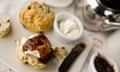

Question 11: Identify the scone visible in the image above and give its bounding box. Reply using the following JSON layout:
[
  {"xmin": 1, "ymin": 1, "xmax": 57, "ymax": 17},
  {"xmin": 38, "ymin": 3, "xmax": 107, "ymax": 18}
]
[
  {"xmin": 19, "ymin": 1, "xmax": 55, "ymax": 32},
  {"xmin": 0, "ymin": 13, "xmax": 11, "ymax": 38},
  {"xmin": 16, "ymin": 33, "xmax": 54, "ymax": 69}
]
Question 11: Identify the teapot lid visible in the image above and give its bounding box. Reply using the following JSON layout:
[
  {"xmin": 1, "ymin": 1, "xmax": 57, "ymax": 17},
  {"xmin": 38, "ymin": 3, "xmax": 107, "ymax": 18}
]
[
  {"xmin": 98, "ymin": 0, "xmax": 120, "ymax": 11},
  {"xmin": 87, "ymin": 0, "xmax": 120, "ymax": 13}
]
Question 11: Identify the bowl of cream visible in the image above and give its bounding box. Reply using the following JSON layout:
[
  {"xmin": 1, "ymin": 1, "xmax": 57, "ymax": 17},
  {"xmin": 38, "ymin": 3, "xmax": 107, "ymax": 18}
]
[{"xmin": 54, "ymin": 12, "xmax": 83, "ymax": 43}]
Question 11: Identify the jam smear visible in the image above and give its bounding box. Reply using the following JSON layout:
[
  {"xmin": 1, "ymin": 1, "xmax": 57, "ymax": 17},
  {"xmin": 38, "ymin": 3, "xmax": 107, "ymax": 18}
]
[
  {"xmin": 95, "ymin": 54, "xmax": 114, "ymax": 72},
  {"xmin": 23, "ymin": 35, "xmax": 46, "ymax": 51}
]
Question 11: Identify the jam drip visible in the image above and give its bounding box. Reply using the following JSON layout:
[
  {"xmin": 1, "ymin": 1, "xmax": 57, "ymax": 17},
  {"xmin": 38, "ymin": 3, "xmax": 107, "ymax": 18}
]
[{"xmin": 38, "ymin": 49, "xmax": 54, "ymax": 64}]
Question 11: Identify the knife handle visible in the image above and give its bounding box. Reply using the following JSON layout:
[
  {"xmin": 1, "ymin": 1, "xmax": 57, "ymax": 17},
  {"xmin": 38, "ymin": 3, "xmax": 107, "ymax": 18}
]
[{"xmin": 58, "ymin": 43, "xmax": 86, "ymax": 72}]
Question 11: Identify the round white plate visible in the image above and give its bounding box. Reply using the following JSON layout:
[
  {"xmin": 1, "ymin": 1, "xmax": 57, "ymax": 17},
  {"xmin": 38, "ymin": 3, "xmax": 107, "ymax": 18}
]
[
  {"xmin": 41, "ymin": 0, "xmax": 73, "ymax": 7},
  {"xmin": 0, "ymin": 0, "xmax": 93, "ymax": 72}
]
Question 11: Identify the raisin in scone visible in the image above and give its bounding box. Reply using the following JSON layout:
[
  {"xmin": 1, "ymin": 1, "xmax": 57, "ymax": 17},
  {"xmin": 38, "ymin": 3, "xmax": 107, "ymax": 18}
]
[
  {"xmin": 0, "ymin": 13, "xmax": 11, "ymax": 38},
  {"xmin": 19, "ymin": 1, "xmax": 55, "ymax": 32},
  {"xmin": 16, "ymin": 33, "xmax": 54, "ymax": 69}
]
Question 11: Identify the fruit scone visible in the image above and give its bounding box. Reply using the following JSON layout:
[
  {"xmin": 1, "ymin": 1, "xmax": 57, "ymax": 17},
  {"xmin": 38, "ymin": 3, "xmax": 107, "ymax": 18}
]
[
  {"xmin": 0, "ymin": 13, "xmax": 11, "ymax": 38},
  {"xmin": 16, "ymin": 33, "xmax": 54, "ymax": 69},
  {"xmin": 19, "ymin": 1, "xmax": 55, "ymax": 32}
]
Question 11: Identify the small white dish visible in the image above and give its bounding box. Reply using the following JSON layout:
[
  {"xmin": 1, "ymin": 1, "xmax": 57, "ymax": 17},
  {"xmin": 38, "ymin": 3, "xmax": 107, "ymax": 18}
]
[
  {"xmin": 88, "ymin": 51, "xmax": 119, "ymax": 72},
  {"xmin": 41, "ymin": 0, "xmax": 73, "ymax": 7},
  {"xmin": 68, "ymin": 37, "xmax": 93, "ymax": 72},
  {"xmin": 53, "ymin": 12, "xmax": 83, "ymax": 43}
]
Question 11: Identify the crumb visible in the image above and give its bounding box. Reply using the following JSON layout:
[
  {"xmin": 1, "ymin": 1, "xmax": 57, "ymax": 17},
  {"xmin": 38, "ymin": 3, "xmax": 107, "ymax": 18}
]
[{"xmin": 54, "ymin": 47, "xmax": 67, "ymax": 60}]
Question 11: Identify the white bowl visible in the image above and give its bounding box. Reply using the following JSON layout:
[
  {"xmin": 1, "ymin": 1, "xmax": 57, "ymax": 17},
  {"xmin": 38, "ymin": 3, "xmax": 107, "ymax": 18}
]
[
  {"xmin": 53, "ymin": 12, "xmax": 83, "ymax": 43},
  {"xmin": 88, "ymin": 51, "xmax": 119, "ymax": 72},
  {"xmin": 41, "ymin": 0, "xmax": 73, "ymax": 7}
]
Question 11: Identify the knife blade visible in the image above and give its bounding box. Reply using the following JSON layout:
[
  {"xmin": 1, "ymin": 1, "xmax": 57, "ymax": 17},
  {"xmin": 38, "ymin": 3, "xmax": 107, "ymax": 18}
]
[{"xmin": 58, "ymin": 43, "xmax": 86, "ymax": 72}]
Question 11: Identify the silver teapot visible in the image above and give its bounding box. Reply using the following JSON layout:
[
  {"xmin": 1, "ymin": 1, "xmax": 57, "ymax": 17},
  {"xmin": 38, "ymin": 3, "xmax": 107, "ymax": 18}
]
[{"xmin": 82, "ymin": 0, "xmax": 120, "ymax": 31}]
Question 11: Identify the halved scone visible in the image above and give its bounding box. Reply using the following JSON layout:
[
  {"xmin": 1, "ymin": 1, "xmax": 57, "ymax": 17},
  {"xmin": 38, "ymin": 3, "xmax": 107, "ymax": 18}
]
[{"xmin": 16, "ymin": 33, "xmax": 54, "ymax": 69}]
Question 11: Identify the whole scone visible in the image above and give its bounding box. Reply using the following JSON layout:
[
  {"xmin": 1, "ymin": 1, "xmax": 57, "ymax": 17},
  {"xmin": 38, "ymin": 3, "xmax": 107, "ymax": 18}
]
[
  {"xmin": 16, "ymin": 33, "xmax": 54, "ymax": 69},
  {"xmin": 19, "ymin": 1, "xmax": 55, "ymax": 32}
]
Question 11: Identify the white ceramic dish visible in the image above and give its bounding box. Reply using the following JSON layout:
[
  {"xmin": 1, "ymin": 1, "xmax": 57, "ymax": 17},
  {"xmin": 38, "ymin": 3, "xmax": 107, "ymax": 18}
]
[
  {"xmin": 88, "ymin": 51, "xmax": 119, "ymax": 72},
  {"xmin": 68, "ymin": 36, "xmax": 93, "ymax": 72},
  {"xmin": 41, "ymin": 0, "xmax": 73, "ymax": 7},
  {"xmin": 0, "ymin": 0, "xmax": 92, "ymax": 72},
  {"xmin": 54, "ymin": 12, "xmax": 83, "ymax": 43}
]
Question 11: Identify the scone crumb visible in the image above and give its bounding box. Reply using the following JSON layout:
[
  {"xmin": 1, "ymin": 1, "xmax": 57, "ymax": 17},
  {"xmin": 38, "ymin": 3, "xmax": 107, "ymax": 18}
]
[{"xmin": 54, "ymin": 47, "xmax": 67, "ymax": 60}]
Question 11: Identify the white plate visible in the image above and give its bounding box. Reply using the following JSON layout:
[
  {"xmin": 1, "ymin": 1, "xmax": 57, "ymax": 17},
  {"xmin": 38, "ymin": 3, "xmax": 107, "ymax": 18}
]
[
  {"xmin": 41, "ymin": 0, "xmax": 73, "ymax": 7},
  {"xmin": 0, "ymin": 0, "xmax": 93, "ymax": 72},
  {"xmin": 0, "ymin": 59, "xmax": 17, "ymax": 72}
]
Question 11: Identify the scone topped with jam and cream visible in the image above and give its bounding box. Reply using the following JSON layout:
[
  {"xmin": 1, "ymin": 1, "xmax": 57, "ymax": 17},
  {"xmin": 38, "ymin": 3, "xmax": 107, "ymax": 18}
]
[
  {"xmin": 16, "ymin": 33, "xmax": 54, "ymax": 69},
  {"xmin": 19, "ymin": 1, "xmax": 55, "ymax": 32}
]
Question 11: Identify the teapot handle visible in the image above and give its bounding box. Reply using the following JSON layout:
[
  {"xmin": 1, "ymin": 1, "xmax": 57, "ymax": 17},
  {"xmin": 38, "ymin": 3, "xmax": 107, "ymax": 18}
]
[
  {"xmin": 102, "ymin": 19, "xmax": 120, "ymax": 31},
  {"xmin": 104, "ymin": 19, "xmax": 120, "ymax": 26},
  {"xmin": 104, "ymin": 13, "xmax": 120, "ymax": 26}
]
